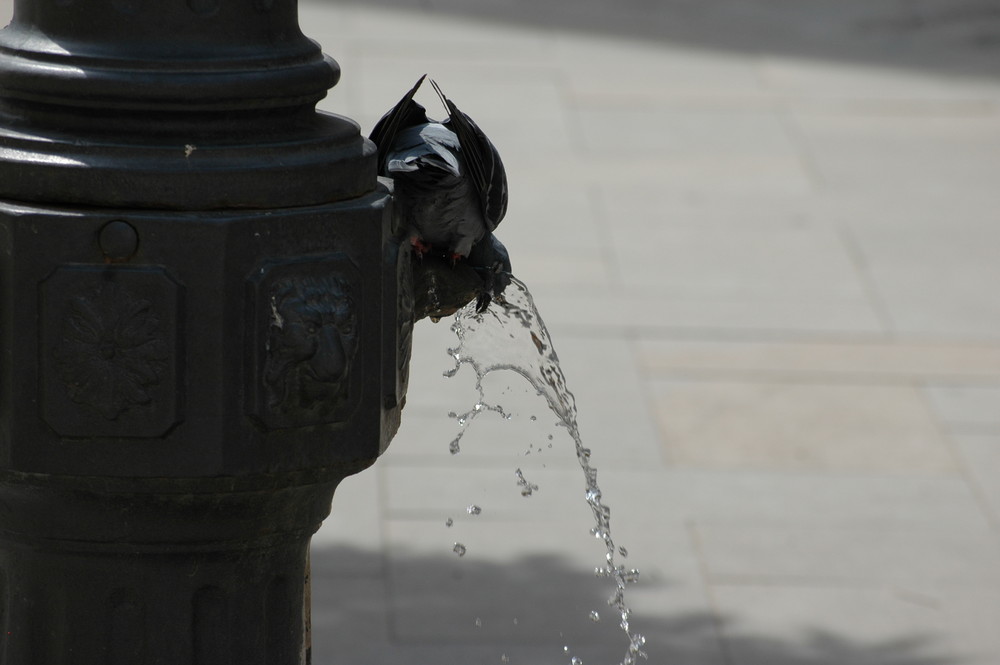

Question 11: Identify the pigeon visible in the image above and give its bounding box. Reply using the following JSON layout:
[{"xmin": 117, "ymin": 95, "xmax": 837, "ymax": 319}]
[{"xmin": 370, "ymin": 75, "xmax": 510, "ymax": 313}]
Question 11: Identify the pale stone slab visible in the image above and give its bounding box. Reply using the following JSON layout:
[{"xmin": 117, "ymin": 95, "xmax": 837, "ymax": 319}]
[
  {"xmin": 382, "ymin": 517, "xmax": 722, "ymax": 664},
  {"xmin": 342, "ymin": 3, "xmax": 554, "ymax": 61},
  {"xmin": 537, "ymin": 335, "xmax": 664, "ymax": 465},
  {"xmin": 791, "ymin": 112, "xmax": 1000, "ymax": 194},
  {"xmin": 924, "ymin": 384, "xmax": 1000, "ymax": 429},
  {"xmin": 637, "ymin": 339, "xmax": 1000, "ymax": 379},
  {"xmin": 554, "ymin": 34, "xmax": 769, "ymax": 100},
  {"xmin": 695, "ymin": 523, "xmax": 1000, "ymax": 590},
  {"xmin": 599, "ymin": 468, "xmax": 990, "ymax": 531},
  {"xmin": 952, "ymin": 433, "xmax": 1000, "ymax": 525},
  {"xmin": 502, "ymin": 251, "xmax": 613, "ymax": 291},
  {"xmin": 312, "ymin": 469, "xmax": 386, "ymax": 577},
  {"xmin": 500, "ymin": 180, "xmax": 608, "ymax": 255},
  {"xmin": 380, "ymin": 463, "xmax": 611, "ymax": 523},
  {"xmin": 573, "ymin": 107, "xmax": 813, "ymax": 195},
  {"xmin": 842, "ymin": 210, "xmax": 1000, "ymax": 339},
  {"xmin": 578, "ymin": 108, "xmax": 796, "ymax": 158},
  {"xmin": 517, "ymin": 151, "xmax": 815, "ymax": 195},
  {"xmin": 389, "ymin": 403, "xmax": 614, "ymax": 470},
  {"xmin": 382, "ymin": 466, "xmax": 991, "ymax": 532},
  {"xmin": 394, "ymin": 324, "xmax": 663, "ymax": 468},
  {"xmin": 309, "ymin": 574, "xmax": 392, "ymax": 664},
  {"xmin": 520, "ymin": 284, "xmax": 886, "ymax": 337},
  {"xmin": 397, "ymin": 319, "xmax": 480, "ymax": 414},
  {"xmin": 345, "ymin": 57, "xmax": 567, "ymax": 127},
  {"xmin": 600, "ymin": 201, "xmax": 873, "ymax": 305},
  {"xmin": 650, "ymin": 379, "xmax": 956, "ymax": 473},
  {"xmin": 761, "ymin": 56, "xmax": 1000, "ymax": 101},
  {"xmin": 384, "ymin": 518, "xmax": 642, "ymax": 646},
  {"xmin": 712, "ymin": 585, "xmax": 1000, "ymax": 665}
]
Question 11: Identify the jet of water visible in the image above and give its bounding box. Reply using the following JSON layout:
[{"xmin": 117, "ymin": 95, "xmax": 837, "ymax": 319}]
[{"xmin": 445, "ymin": 276, "xmax": 647, "ymax": 665}]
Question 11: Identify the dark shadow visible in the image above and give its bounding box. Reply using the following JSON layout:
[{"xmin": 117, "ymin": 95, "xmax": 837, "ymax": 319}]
[
  {"xmin": 321, "ymin": 0, "xmax": 1000, "ymax": 80},
  {"xmin": 308, "ymin": 543, "xmax": 965, "ymax": 665}
]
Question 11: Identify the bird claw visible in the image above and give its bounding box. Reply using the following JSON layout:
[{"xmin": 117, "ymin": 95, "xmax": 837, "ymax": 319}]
[
  {"xmin": 475, "ymin": 291, "xmax": 492, "ymax": 314},
  {"xmin": 410, "ymin": 237, "xmax": 433, "ymax": 255}
]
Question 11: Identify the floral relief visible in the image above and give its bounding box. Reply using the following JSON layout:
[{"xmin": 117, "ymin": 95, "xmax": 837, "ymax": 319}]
[{"xmin": 55, "ymin": 282, "xmax": 169, "ymax": 420}]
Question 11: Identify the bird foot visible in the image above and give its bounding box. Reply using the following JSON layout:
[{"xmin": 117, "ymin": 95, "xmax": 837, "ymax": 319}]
[{"xmin": 410, "ymin": 237, "xmax": 434, "ymax": 255}]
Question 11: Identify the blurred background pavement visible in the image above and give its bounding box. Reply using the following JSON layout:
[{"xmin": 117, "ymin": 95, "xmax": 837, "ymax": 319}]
[{"xmin": 3, "ymin": 1, "xmax": 1000, "ymax": 663}]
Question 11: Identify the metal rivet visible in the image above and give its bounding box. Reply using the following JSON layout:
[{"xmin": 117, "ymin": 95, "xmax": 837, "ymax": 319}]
[{"xmin": 99, "ymin": 220, "xmax": 139, "ymax": 262}]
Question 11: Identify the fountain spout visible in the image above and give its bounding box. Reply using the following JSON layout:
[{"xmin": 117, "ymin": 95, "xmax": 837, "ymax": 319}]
[{"xmin": 0, "ymin": 1, "xmax": 411, "ymax": 661}]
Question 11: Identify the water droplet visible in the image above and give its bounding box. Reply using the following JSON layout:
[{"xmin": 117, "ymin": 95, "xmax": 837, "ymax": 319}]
[
  {"xmin": 453, "ymin": 543, "xmax": 466, "ymax": 557},
  {"xmin": 563, "ymin": 646, "xmax": 570, "ymax": 653},
  {"xmin": 514, "ymin": 468, "xmax": 539, "ymax": 497},
  {"xmin": 466, "ymin": 505, "xmax": 482, "ymax": 515},
  {"xmin": 445, "ymin": 518, "xmax": 453, "ymax": 527},
  {"xmin": 621, "ymin": 568, "xmax": 640, "ymax": 583},
  {"xmin": 589, "ymin": 610, "xmax": 601, "ymax": 622}
]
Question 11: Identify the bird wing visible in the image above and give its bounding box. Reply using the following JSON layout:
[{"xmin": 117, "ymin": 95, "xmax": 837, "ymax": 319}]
[
  {"xmin": 430, "ymin": 79, "xmax": 508, "ymax": 231},
  {"xmin": 369, "ymin": 74, "xmax": 429, "ymax": 172}
]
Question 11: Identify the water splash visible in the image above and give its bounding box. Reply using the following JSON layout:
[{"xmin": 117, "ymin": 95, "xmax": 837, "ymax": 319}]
[{"xmin": 444, "ymin": 276, "xmax": 646, "ymax": 665}]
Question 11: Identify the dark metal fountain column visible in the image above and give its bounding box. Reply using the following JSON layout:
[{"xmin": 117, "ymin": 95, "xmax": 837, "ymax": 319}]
[{"xmin": 0, "ymin": 0, "xmax": 411, "ymax": 662}]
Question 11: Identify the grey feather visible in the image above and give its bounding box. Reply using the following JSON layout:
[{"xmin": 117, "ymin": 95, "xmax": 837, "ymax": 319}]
[
  {"xmin": 369, "ymin": 76, "xmax": 508, "ymax": 259},
  {"xmin": 370, "ymin": 76, "xmax": 512, "ymax": 311}
]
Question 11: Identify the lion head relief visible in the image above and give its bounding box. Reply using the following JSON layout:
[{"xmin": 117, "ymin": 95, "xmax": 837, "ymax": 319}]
[{"xmin": 264, "ymin": 274, "xmax": 359, "ymax": 417}]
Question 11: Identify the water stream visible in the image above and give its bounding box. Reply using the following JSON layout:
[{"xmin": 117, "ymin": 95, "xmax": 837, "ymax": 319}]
[{"xmin": 442, "ymin": 276, "xmax": 647, "ymax": 665}]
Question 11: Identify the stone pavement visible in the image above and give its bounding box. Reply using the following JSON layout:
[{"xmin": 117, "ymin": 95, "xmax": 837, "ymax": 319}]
[
  {"xmin": 304, "ymin": 2, "xmax": 1000, "ymax": 664},
  {"xmin": 5, "ymin": 0, "xmax": 1000, "ymax": 663}
]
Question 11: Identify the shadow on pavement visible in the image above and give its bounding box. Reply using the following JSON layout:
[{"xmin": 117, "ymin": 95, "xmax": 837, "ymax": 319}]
[
  {"xmin": 309, "ymin": 543, "xmax": 961, "ymax": 665},
  {"xmin": 324, "ymin": 0, "xmax": 1000, "ymax": 79}
]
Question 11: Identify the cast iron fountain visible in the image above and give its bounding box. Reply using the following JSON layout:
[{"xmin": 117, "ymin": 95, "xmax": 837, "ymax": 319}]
[
  {"xmin": 0, "ymin": 0, "xmax": 410, "ymax": 661},
  {"xmin": 0, "ymin": 1, "xmax": 646, "ymax": 662}
]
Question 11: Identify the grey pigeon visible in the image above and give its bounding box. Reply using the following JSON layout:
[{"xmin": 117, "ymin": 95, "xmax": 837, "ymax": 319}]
[{"xmin": 370, "ymin": 75, "xmax": 511, "ymax": 312}]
